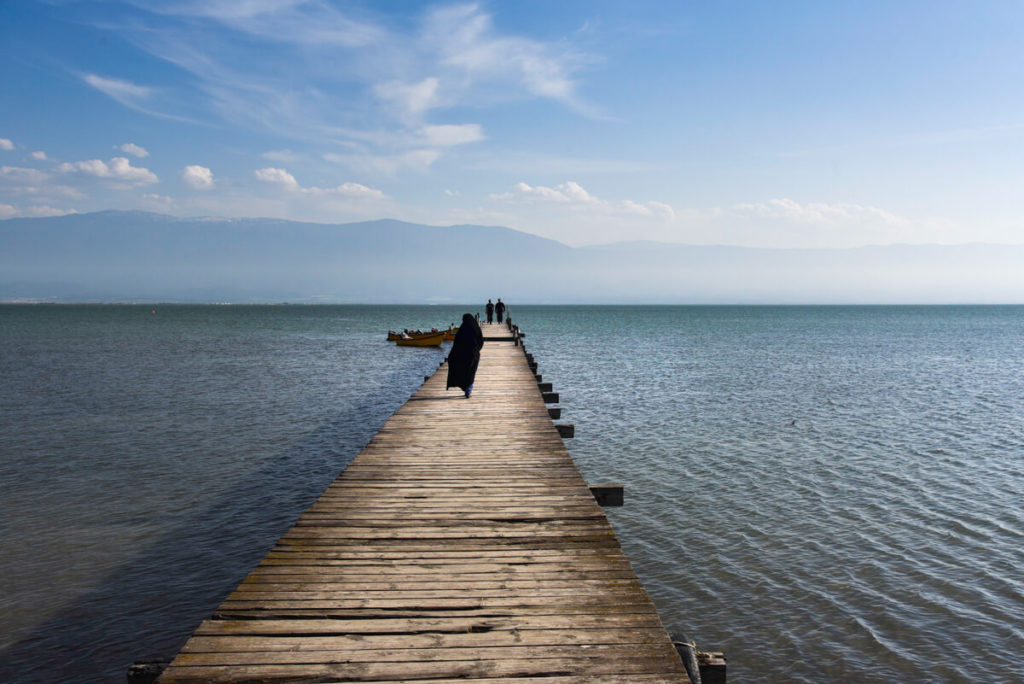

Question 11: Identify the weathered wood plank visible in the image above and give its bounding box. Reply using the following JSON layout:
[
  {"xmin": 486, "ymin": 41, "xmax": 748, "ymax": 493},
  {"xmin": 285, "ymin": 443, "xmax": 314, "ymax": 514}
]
[
  {"xmin": 156, "ymin": 327, "xmax": 686, "ymax": 683},
  {"xmin": 181, "ymin": 628, "xmax": 676, "ymax": 652}
]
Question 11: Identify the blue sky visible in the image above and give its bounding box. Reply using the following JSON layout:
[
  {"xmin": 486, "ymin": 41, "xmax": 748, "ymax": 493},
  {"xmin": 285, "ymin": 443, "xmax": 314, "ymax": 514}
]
[{"xmin": 2, "ymin": 0, "xmax": 1023, "ymax": 247}]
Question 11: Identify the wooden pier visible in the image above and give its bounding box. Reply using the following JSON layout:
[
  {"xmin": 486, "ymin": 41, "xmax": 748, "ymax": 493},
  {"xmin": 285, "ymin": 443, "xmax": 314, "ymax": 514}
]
[{"xmin": 155, "ymin": 322, "xmax": 690, "ymax": 683}]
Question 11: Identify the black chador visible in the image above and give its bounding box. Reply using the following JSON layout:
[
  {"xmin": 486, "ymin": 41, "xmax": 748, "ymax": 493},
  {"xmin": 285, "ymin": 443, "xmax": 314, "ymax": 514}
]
[
  {"xmin": 447, "ymin": 313, "xmax": 484, "ymax": 398},
  {"xmin": 495, "ymin": 298, "xmax": 506, "ymax": 323}
]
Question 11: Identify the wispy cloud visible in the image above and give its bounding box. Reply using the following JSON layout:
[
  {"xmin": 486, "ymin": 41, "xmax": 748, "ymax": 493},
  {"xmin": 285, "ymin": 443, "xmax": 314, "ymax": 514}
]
[
  {"xmin": 491, "ymin": 181, "xmax": 675, "ymax": 220},
  {"xmin": 421, "ymin": 4, "xmax": 595, "ymax": 113},
  {"xmin": 143, "ymin": 0, "xmax": 384, "ymax": 47},
  {"xmin": 0, "ymin": 138, "xmax": 14, "ymax": 151},
  {"xmin": 733, "ymin": 198, "xmax": 909, "ymax": 227},
  {"xmin": 0, "ymin": 165, "xmax": 86, "ymax": 201},
  {"xmin": 82, "ymin": 74, "xmax": 153, "ymax": 107},
  {"xmin": 323, "ymin": 149, "xmax": 441, "ymax": 176},
  {"xmin": 262, "ymin": 149, "xmax": 303, "ymax": 163},
  {"xmin": 31, "ymin": 151, "xmax": 47, "ymax": 160},
  {"xmin": 89, "ymin": 2, "xmax": 594, "ymax": 173},
  {"xmin": 254, "ymin": 167, "xmax": 385, "ymax": 198},
  {"xmin": 1, "ymin": 166, "xmax": 50, "ymax": 185},
  {"xmin": 418, "ymin": 124, "xmax": 485, "ymax": 147},
  {"xmin": 0, "ymin": 203, "xmax": 77, "ymax": 218}
]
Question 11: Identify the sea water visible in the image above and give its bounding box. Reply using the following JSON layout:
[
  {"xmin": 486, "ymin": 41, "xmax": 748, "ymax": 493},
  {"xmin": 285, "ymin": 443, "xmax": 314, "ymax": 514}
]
[{"xmin": 1, "ymin": 304, "xmax": 1022, "ymax": 682}]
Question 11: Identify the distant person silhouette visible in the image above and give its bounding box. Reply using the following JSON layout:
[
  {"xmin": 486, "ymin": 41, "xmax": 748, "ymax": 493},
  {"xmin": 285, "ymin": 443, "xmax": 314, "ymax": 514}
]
[
  {"xmin": 485, "ymin": 299, "xmax": 494, "ymax": 324},
  {"xmin": 447, "ymin": 313, "xmax": 484, "ymax": 398},
  {"xmin": 495, "ymin": 298, "xmax": 506, "ymax": 324}
]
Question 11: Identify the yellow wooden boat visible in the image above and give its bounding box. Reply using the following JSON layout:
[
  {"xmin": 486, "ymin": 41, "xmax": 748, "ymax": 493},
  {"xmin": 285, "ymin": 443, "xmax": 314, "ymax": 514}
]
[
  {"xmin": 395, "ymin": 331, "xmax": 446, "ymax": 347},
  {"xmin": 386, "ymin": 330, "xmax": 401, "ymax": 341},
  {"xmin": 443, "ymin": 327, "xmax": 459, "ymax": 342}
]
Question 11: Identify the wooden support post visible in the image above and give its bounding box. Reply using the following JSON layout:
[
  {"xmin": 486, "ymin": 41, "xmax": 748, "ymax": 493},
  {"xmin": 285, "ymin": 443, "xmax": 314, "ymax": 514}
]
[
  {"xmin": 529, "ymin": 363, "xmax": 538, "ymax": 373},
  {"xmin": 535, "ymin": 374, "xmax": 543, "ymax": 382},
  {"xmin": 556, "ymin": 424, "xmax": 575, "ymax": 438},
  {"xmin": 526, "ymin": 354, "xmax": 534, "ymax": 362},
  {"xmin": 698, "ymin": 652, "xmax": 728, "ymax": 684},
  {"xmin": 670, "ymin": 633, "xmax": 727, "ymax": 684},
  {"xmin": 547, "ymin": 407, "xmax": 562, "ymax": 419},
  {"xmin": 589, "ymin": 484, "xmax": 623, "ymax": 507},
  {"xmin": 537, "ymin": 381, "xmax": 553, "ymax": 392},
  {"xmin": 542, "ymin": 391, "xmax": 559, "ymax": 403}
]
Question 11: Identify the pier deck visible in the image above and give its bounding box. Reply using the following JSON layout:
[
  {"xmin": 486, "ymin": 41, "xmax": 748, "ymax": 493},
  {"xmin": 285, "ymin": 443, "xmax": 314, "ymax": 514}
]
[{"xmin": 157, "ymin": 323, "xmax": 688, "ymax": 682}]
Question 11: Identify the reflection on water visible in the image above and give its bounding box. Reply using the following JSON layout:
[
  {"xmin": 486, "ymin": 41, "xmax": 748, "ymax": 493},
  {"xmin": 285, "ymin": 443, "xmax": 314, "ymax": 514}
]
[{"xmin": 2, "ymin": 305, "xmax": 1024, "ymax": 682}]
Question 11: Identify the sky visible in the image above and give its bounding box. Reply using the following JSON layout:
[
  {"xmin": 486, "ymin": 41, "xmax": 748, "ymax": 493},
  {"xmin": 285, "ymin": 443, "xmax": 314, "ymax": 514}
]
[{"xmin": 2, "ymin": 0, "xmax": 1024, "ymax": 248}]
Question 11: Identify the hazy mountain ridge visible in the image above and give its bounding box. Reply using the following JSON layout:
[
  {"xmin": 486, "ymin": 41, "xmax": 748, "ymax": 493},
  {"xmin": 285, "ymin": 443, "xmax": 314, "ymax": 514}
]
[{"xmin": 3, "ymin": 211, "xmax": 1023, "ymax": 303}]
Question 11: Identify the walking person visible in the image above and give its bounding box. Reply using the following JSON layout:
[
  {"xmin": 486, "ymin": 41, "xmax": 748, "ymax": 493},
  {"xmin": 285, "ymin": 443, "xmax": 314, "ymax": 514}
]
[
  {"xmin": 447, "ymin": 313, "xmax": 484, "ymax": 398},
  {"xmin": 485, "ymin": 299, "xmax": 494, "ymax": 324},
  {"xmin": 495, "ymin": 298, "xmax": 506, "ymax": 324}
]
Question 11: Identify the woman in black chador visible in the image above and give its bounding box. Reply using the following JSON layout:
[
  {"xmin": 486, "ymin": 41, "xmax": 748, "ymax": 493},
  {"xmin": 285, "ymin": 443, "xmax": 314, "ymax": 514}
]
[{"xmin": 447, "ymin": 313, "xmax": 484, "ymax": 398}]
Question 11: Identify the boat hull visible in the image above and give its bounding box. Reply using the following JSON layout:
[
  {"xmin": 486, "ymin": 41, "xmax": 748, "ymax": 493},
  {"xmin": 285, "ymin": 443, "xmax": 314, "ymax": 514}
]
[{"xmin": 395, "ymin": 332, "xmax": 446, "ymax": 347}]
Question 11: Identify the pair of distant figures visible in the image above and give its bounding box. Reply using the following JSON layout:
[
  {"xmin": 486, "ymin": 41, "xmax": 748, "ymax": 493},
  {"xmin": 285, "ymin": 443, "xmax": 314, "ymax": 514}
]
[{"xmin": 484, "ymin": 298, "xmax": 506, "ymax": 324}]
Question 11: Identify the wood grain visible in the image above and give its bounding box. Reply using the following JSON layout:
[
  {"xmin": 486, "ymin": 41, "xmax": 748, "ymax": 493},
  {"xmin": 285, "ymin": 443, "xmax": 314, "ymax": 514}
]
[{"xmin": 157, "ymin": 323, "xmax": 686, "ymax": 682}]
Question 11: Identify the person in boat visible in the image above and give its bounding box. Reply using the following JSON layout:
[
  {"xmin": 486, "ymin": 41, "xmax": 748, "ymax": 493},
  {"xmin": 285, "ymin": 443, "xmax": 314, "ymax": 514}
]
[
  {"xmin": 485, "ymin": 299, "xmax": 494, "ymax": 323},
  {"xmin": 447, "ymin": 313, "xmax": 484, "ymax": 398},
  {"xmin": 495, "ymin": 298, "xmax": 506, "ymax": 324}
]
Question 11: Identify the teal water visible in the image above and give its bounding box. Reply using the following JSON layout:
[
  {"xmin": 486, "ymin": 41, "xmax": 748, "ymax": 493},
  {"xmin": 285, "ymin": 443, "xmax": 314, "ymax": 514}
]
[{"xmin": 2, "ymin": 305, "xmax": 1023, "ymax": 682}]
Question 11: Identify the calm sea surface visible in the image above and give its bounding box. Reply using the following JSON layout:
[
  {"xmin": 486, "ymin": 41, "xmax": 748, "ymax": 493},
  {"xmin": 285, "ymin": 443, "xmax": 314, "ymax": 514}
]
[{"xmin": 1, "ymin": 304, "xmax": 1022, "ymax": 682}]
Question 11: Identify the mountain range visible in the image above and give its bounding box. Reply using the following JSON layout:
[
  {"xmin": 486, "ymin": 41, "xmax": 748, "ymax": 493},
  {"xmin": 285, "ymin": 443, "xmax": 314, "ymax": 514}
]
[{"xmin": 2, "ymin": 210, "xmax": 1023, "ymax": 303}]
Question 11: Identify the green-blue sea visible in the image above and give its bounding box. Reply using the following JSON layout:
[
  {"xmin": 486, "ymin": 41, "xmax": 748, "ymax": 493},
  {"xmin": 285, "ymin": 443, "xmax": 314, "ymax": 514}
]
[{"xmin": 2, "ymin": 304, "xmax": 1023, "ymax": 682}]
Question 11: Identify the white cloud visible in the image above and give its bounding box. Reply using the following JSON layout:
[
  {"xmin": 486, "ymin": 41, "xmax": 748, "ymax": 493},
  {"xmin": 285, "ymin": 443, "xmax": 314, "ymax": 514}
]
[
  {"xmin": 119, "ymin": 143, "xmax": 150, "ymax": 158},
  {"xmin": 22, "ymin": 205, "xmax": 78, "ymax": 217},
  {"xmin": 375, "ymin": 78, "xmax": 441, "ymax": 118},
  {"xmin": 323, "ymin": 149, "xmax": 441, "ymax": 175},
  {"xmin": 254, "ymin": 167, "xmax": 384, "ymax": 198},
  {"xmin": 31, "ymin": 151, "xmax": 47, "ymax": 160},
  {"xmin": 490, "ymin": 180, "xmax": 674, "ymax": 220},
  {"xmin": 418, "ymin": 7, "xmax": 598, "ymax": 115},
  {"xmin": 0, "ymin": 166, "xmax": 86, "ymax": 200},
  {"xmin": 58, "ymin": 157, "xmax": 159, "ymax": 185},
  {"xmin": 83, "ymin": 74, "xmax": 154, "ymax": 105},
  {"xmin": 560, "ymin": 181, "xmax": 597, "ymax": 203},
  {"xmin": 93, "ymin": 1, "xmax": 595, "ymax": 172},
  {"xmin": 0, "ymin": 138, "xmax": 15, "ymax": 151},
  {"xmin": 181, "ymin": 165, "xmax": 214, "ymax": 189},
  {"xmin": 419, "ymin": 124, "xmax": 485, "ymax": 147},
  {"xmin": 326, "ymin": 182, "xmax": 385, "ymax": 199},
  {"xmin": 733, "ymin": 198, "xmax": 909, "ymax": 227},
  {"xmin": 262, "ymin": 149, "xmax": 302, "ymax": 163},
  {"xmin": 149, "ymin": 0, "xmax": 384, "ymax": 47},
  {"xmin": 140, "ymin": 193, "xmax": 177, "ymax": 210},
  {"xmin": 0, "ymin": 203, "xmax": 77, "ymax": 218},
  {"xmin": 1, "ymin": 166, "xmax": 50, "ymax": 184},
  {"xmin": 254, "ymin": 166, "xmax": 300, "ymax": 190}
]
